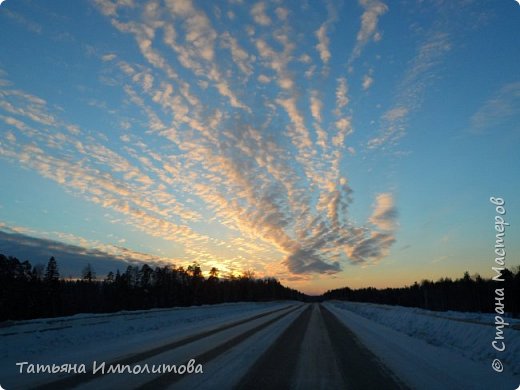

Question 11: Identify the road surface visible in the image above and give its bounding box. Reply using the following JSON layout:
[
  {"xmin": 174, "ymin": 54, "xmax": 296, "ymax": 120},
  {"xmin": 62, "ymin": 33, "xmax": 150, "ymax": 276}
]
[
  {"xmin": 236, "ymin": 304, "xmax": 406, "ymax": 390},
  {"xmin": 23, "ymin": 303, "xmax": 406, "ymax": 389}
]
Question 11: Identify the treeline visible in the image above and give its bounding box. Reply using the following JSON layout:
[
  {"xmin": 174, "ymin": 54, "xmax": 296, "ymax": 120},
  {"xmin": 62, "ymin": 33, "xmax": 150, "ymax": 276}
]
[
  {"xmin": 0, "ymin": 253, "xmax": 306, "ymax": 321},
  {"xmin": 322, "ymin": 269, "xmax": 520, "ymax": 317}
]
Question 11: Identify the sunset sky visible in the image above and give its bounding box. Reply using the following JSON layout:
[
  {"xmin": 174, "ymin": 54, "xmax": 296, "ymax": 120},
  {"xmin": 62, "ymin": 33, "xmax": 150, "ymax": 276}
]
[{"xmin": 0, "ymin": 0, "xmax": 519, "ymax": 294}]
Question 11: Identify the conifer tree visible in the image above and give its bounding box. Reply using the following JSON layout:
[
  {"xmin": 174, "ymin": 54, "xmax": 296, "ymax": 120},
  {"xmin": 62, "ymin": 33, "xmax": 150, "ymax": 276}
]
[{"xmin": 44, "ymin": 256, "xmax": 60, "ymax": 282}]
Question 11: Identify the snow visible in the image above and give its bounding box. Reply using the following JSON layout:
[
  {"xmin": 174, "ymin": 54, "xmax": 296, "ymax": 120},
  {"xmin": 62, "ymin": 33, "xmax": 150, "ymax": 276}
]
[
  {"xmin": 324, "ymin": 301, "xmax": 520, "ymax": 390},
  {"xmin": 0, "ymin": 301, "xmax": 296, "ymax": 389},
  {"xmin": 2, "ymin": 301, "xmax": 519, "ymax": 389}
]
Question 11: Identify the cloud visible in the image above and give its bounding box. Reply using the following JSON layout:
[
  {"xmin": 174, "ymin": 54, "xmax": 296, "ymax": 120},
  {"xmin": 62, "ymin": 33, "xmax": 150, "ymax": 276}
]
[
  {"xmin": 276, "ymin": 97, "xmax": 313, "ymax": 150},
  {"xmin": 3, "ymin": 9, "xmax": 42, "ymax": 34},
  {"xmin": 0, "ymin": 1, "xmax": 404, "ymax": 279},
  {"xmin": 275, "ymin": 7, "xmax": 289, "ymax": 21},
  {"xmin": 336, "ymin": 77, "xmax": 349, "ymax": 110},
  {"xmin": 362, "ymin": 73, "xmax": 374, "ymax": 90},
  {"xmin": 369, "ymin": 193, "xmax": 398, "ymax": 231},
  {"xmin": 347, "ymin": 231, "xmax": 395, "ymax": 264},
  {"xmin": 254, "ymin": 37, "xmax": 294, "ymax": 90},
  {"xmin": 102, "ymin": 53, "xmax": 117, "ymax": 61},
  {"xmin": 221, "ymin": 31, "xmax": 254, "ymax": 76},
  {"xmin": 315, "ymin": 24, "xmax": 331, "ymax": 65},
  {"xmin": 0, "ymin": 228, "xmax": 169, "ymax": 277},
  {"xmin": 310, "ymin": 91, "xmax": 323, "ymax": 123},
  {"xmin": 470, "ymin": 82, "xmax": 520, "ymax": 132},
  {"xmin": 350, "ymin": 0, "xmax": 388, "ymax": 63},
  {"xmin": 251, "ymin": 2, "xmax": 271, "ymax": 26},
  {"xmin": 257, "ymin": 74, "xmax": 270, "ymax": 83},
  {"xmin": 285, "ymin": 248, "xmax": 341, "ymax": 274},
  {"xmin": 368, "ymin": 31, "xmax": 451, "ymax": 149},
  {"xmin": 383, "ymin": 106, "xmax": 408, "ymax": 121},
  {"xmin": 314, "ymin": 1, "xmax": 337, "ymax": 68}
]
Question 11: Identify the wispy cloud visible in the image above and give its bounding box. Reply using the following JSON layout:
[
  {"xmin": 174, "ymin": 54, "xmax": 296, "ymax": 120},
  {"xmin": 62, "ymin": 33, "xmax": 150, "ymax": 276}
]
[
  {"xmin": 349, "ymin": 0, "xmax": 388, "ymax": 64},
  {"xmin": 471, "ymin": 82, "xmax": 520, "ymax": 132},
  {"xmin": 346, "ymin": 231, "xmax": 395, "ymax": 264},
  {"xmin": 335, "ymin": 77, "xmax": 349, "ymax": 110},
  {"xmin": 3, "ymin": 9, "xmax": 42, "ymax": 34},
  {"xmin": 315, "ymin": 24, "xmax": 331, "ymax": 65},
  {"xmin": 368, "ymin": 31, "xmax": 451, "ymax": 149},
  {"xmin": 369, "ymin": 193, "xmax": 398, "ymax": 231},
  {"xmin": 362, "ymin": 71, "xmax": 374, "ymax": 90}
]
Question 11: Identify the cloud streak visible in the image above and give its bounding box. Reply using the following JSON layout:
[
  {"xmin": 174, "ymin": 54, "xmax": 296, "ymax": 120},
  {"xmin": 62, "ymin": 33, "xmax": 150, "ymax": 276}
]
[
  {"xmin": 368, "ymin": 31, "xmax": 451, "ymax": 149},
  {"xmin": 350, "ymin": 0, "xmax": 388, "ymax": 64},
  {"xmin": 471, "ymin": 82, "xmax": 520, "ymax": 132}
]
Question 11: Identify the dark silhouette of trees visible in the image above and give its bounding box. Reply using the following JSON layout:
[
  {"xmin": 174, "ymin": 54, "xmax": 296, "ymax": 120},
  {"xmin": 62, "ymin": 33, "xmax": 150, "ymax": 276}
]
[
  {"xmin": 3, "ymin": 251, "xmax": 517, "ymax": 323},
  {"xmin": 322, "ymin": 269, "xmax": 520, "ymax": 317},
  {"xmin": 43, "ymin": 256, "xmax": 61, "ymax": 316},
  {"xmin": 44, "ymin": 256, "xmax": 59, "ymax": 282},
  {"xmin": 209, "ymin": 267, "xmax": 219, "ymax": 280},
  {"xmin": 0, "ymin": 253, "xmax": 306, "ymax": 321},
  {"xmin": 81, "ymin": 263, "xmax": 96, "ymax": 282}
]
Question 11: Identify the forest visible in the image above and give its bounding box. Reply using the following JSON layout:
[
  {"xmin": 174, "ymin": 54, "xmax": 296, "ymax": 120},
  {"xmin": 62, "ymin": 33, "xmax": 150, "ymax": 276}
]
[
  {"xmin": 0, "ymin": 253, "xmax": 306, "ymax": 321},
  {"xmin": 323, "ymin": 268, "xmax": 520, "ymax": 317},
  {"xmin": 2, "ymin": 252, "xmax": 519, "ymax": 321}
]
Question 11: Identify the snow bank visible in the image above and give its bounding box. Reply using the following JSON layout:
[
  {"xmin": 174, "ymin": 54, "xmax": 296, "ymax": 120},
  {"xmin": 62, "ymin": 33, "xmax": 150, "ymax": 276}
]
[{"xmin": 325, "ymin": 301, "xmax": 519, "ymax": 390}]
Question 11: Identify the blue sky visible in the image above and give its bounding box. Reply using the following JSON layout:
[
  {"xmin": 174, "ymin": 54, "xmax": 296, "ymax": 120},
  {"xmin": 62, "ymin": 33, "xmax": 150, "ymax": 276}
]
[{"xmin": 0, "ymin": 0, "xmax": 519, "ymax": 294}]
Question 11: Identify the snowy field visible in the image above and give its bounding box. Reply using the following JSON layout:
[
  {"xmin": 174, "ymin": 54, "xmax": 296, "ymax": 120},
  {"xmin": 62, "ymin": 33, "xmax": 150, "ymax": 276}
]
[{"xmin": 324, "ymin": 301, "xmax": 520, "ymax": 390}]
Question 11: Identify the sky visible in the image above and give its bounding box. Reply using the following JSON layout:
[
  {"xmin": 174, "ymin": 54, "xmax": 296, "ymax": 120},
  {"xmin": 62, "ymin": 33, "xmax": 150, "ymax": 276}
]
[{"xmin": 0, "ymin": 0, "xmax": 519, "ymax": 295}]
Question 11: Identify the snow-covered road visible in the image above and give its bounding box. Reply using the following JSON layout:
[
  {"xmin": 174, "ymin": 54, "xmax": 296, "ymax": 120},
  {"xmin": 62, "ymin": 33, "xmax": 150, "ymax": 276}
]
[
  {"xmin": 0, "ymin": 302, "xmax": 301, "ymax": 389},
  {"xmin": 1, "ymin": 301, "xmax": 519, "ymax": 389}
]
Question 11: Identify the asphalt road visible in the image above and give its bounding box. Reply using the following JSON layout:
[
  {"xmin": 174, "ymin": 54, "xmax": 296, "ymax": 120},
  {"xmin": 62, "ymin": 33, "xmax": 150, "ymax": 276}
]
[
  {"xmin": 27, "ymin": 303, "xmax": 407, "ymax": 390},
  {"xmin": 237, "ymin": 303, "xmax": 407, "ymax": 390}
]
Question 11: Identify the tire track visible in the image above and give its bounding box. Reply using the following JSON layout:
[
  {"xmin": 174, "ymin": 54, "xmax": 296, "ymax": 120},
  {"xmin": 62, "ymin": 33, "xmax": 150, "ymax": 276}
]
[
  {"xmin": 320, "ymin": 304, "xmax": 408, "ymax": 389},
  {"xmin": 235, "ymin": 304, "xmax": 313, "ymax": 389}
]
